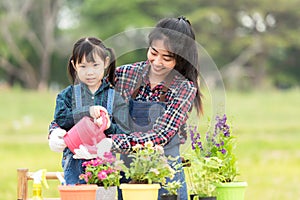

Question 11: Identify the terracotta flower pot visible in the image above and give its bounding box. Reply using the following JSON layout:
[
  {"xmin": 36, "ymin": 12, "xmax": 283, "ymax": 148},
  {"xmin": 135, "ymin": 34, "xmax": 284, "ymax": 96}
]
[{"xmin": 58, "ymin": 184, "xmax": 98, "ymax": 200}]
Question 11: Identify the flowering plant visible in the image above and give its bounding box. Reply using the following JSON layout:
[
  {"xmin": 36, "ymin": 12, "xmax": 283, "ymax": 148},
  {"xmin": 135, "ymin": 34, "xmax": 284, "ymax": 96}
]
[
  {"xmin": 123, "ymin": 141, "xmax": 177, "ymax": 184},
  {"xmin": 79, "ymin": 152, "xmax": 124, "ymax": 189},
  {"xmin": 189, "ymin": 114, "xmax": 238, "ymax": 183}
]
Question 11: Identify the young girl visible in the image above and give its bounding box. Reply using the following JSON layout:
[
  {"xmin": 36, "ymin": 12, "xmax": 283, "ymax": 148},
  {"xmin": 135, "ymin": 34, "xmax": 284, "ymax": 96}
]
[
  {"xmin": 111, "ymin": 16, "xmax": 203, "ymax": 200},
  {"xmin": 48, "ymin": 37, "xmax": 128, "ymax": 184}
]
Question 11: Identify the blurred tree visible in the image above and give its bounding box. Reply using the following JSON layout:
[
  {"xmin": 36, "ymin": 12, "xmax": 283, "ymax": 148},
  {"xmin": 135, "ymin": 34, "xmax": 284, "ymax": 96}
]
[
  {"xmin": 185, "ymin": 0, "xmax": 300, "ymax": 89},
  {"xmin": 0, "ymin": 0, "xmax": 299, "ymax": 89},
  {"xmin": 76, "ymin": 0, "xmax": 193, "ymax": 65},
  {"xmin": 0, "ymin": 0, "xmax": 62, "ymax": 90},
  {"xmin": 77, "ymin": 0, "xmax": 300, "ymax": 89}
]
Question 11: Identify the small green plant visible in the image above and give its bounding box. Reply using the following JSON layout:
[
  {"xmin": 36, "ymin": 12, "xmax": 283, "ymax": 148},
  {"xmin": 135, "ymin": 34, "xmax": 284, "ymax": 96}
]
[
  {"xmin": 162, "ymin": 180, "xmax": 182, "ymax": 195},
  {"xmin": 186, "ymin": 156, "xmax": 224, "ymax": 197},
  {"xmin": 123, "ymin": 141, "xmax": 176, "ymax": 184}
]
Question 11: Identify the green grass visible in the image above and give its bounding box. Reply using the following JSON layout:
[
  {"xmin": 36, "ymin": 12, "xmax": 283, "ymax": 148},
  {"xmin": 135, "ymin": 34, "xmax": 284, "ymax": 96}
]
[
  {"xmin": 226, "ymin": 90, "xmax": 300, "ymax": 200},
  {"xmin": 0, "ymin": 87, "xmax": 299, "ymax": 200}
]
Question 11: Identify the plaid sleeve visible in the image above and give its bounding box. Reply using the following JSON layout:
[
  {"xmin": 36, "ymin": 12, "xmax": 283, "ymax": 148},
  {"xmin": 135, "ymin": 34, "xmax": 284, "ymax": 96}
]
[{"xmin": 111, "ymin": 80, "xmax": 196, "ymax": 153}]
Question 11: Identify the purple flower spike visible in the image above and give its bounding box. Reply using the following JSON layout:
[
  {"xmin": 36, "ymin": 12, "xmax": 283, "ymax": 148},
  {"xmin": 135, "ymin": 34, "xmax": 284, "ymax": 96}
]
[
  {"xmin": 196, "ymin": 133, "xmax": 200, "ymax": 140},
  {"xmin": 190, "ymin": 130, "xmax": 194, "ymax": 141},
  {"xmin": 197, "ymin": 141, "xmax": 203, "ymax": 150},
  {"xmin": 191, "ymin": 142, "xmax": 195, "ymax": 150},
  {"xmin": 187, "ymin": 114, "xmax": 237, "ymax": 182},
  {"xmin": 221, "ymin": 148, "xmax": 227, "ymax": 154}
]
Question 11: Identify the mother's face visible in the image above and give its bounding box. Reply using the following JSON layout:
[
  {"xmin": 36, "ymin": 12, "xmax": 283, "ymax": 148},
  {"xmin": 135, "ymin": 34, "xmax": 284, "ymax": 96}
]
[{"xmin": 147, "ymin": 39, "xmax": 176, "ymax": 78}]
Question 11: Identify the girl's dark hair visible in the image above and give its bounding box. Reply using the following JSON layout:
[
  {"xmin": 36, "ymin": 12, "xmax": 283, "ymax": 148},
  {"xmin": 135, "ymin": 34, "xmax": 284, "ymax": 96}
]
[
  {"xmin": 67, "ymin": 37, "xmax": 116, "ymax": 85},
  {"xmin": 148, "ymin": 16, "xmax": 203, "ymax": 115}
]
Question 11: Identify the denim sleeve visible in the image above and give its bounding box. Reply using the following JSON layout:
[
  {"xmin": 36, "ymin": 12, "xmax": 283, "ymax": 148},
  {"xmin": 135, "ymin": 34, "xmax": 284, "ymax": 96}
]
[{"xmin": 54, "ymin": 86, "xmax": 89, "ymax": 130}]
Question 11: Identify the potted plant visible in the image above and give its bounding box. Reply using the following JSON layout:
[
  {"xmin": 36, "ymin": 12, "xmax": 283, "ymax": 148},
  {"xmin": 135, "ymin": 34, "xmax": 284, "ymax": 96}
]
[
  {"xmin": 160, "ymin": 180, "xmax": 182, "ymax": 200},
  {"xmin": 186, "ymin": 156, "xmax": 223, "ymax": 200},
  {"xmin": 120, "ymin": 141, "xmax": 177, "ymax": 200},
  {"xmin": 188, "ymin": 114, "xmax": 247, "ymax": 200},
  {"xmin": 79, "ymin": 152, "xmax": 124, "ymax": 200}
]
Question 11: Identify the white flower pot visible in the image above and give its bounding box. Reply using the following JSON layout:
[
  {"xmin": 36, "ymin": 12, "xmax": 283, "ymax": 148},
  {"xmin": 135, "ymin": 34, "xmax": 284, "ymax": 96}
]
[{"xmin": 96, "ymin": 186, "xmax": 117, "ymax": 200}]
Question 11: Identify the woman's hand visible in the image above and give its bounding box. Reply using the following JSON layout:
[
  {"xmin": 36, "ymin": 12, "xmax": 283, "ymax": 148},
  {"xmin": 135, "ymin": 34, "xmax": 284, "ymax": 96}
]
[{"xmin": 89, "ymin": 106, "xmax": 111, "ymax": 129}]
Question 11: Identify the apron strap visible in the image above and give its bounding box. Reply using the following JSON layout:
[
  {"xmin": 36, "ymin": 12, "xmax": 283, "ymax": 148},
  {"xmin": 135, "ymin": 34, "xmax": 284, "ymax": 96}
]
[
  {"xmin": 131, "ymin": 87, "xmax": 141, "ymax": 101},
  {"xmin": 74, "ymin": 84, "xmax": 82, "ymax": 109},
  {"xmin": 159, "ymin": 86, "xmax": 169, "ymax": 102},
  {"xmin": 106, "ymin": 87, "xmax": 115, "ymax": 115},
  {"xmin": 131, "ymin": 65, "xmax": 148, "ymax": 100}
]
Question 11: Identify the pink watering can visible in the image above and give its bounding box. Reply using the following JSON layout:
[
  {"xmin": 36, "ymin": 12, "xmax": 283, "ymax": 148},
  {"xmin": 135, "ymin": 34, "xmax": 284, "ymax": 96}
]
[{"xmin": 63, "ymin": 111, "xmax": 108, "ymax": 154}]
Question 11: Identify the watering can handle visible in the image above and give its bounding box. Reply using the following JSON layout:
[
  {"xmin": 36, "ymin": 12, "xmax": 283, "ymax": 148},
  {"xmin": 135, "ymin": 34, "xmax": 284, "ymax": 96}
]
[{"xmin": 97, "ymin": 110, "xmax": 109, "ymax": 132}]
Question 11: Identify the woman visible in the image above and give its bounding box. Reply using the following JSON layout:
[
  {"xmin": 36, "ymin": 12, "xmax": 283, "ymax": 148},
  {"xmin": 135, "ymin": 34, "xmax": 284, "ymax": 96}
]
[{"xmin": 112, "ymin": 16, "xmax": 203, "ymax": 200}]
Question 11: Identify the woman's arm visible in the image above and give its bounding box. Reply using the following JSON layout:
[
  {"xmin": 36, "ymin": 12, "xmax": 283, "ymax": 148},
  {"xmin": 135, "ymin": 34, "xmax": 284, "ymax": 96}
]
[{"xmin": 111, "ymin": 79, "xmax": 196, "ymax": 153}]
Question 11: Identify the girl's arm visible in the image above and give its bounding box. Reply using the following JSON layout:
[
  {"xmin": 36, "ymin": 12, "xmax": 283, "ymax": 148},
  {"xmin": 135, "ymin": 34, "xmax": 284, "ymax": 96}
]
[{"xmin": 53, "ymin": 86, "xmax": 76, "ymax": 130}]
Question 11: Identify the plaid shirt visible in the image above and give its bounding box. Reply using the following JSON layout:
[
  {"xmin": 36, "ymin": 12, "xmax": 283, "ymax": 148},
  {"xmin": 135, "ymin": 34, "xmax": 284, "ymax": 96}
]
[{"xmin": 111, "ymin": 61, "xmax": 196, "ymax": 153}]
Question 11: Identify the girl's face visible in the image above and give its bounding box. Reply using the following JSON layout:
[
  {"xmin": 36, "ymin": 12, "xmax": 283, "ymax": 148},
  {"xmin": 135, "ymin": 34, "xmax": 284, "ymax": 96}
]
[
  {"xmin": 147, "ymin": 39, "xmax": 176, "ymax": 80},
  {"xmin": 73, "ymin": 54, "xmax": 109, "ymax": 93}
]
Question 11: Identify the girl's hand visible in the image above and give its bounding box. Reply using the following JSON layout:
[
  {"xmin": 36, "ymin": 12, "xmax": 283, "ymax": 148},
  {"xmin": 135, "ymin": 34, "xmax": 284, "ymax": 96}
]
[
  {"xmin": 48, "ymin": 128, "xmax": 67, "ymax": 152},
  {"xmin": 89, "ymin": 106, "xmax": 111, "ymax": 129},
  {"xmin": 89, "ymin": 105, "xmax": 108, "ymax": 119}
]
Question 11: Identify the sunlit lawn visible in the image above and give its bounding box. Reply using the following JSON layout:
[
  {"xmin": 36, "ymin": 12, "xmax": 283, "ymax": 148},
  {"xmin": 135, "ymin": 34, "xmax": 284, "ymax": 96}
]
[
  {"xmin": 226, "ymin": 90, "xmax": 300, "ymax": 200},
  {"xmin": 0, "ymin": 87, "xmax": 299, "ymax": 200}
]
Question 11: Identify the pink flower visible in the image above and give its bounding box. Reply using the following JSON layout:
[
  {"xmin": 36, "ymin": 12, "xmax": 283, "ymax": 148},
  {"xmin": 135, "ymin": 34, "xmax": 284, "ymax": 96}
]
[
  {"xmin": 79, "ymin": 152, "xmax": 124, "ymax": 188},
  {"xmin": 104, "ymin": 168, "xmax": 112, "ymax": 174},
  {"xmin": 97, "ymin": 171, "xmax": 108, "ymax": 180}
]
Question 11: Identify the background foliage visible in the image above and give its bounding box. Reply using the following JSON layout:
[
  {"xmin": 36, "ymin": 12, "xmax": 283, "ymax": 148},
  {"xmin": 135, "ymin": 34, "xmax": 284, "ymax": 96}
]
[{"xmin": 0, "ymin": 0, "xmax": 300, "ymax": 89}]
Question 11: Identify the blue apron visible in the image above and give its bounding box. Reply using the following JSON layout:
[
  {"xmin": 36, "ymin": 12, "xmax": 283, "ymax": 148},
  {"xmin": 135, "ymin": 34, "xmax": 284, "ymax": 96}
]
[
  {"xmin": 118, "ymin": 80, "xmax": 187, "ymax": 200},
  {"xmin": 123, "ymin": 99, "xmax": 181, "ymax": 164}
]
